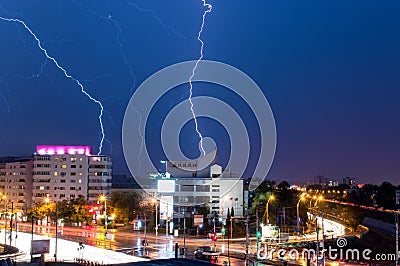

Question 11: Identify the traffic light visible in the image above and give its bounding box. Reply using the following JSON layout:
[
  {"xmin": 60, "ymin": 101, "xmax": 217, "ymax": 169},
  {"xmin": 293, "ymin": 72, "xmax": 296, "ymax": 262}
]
[
  {"xmin": 211, "ymin": 233, "xmax": 218, "ymax": 241},
  {"xmin": 256, "ymin": 231, "xmax": 261, "ymax": 238},
  {"xmin": 221, "ymin": 228, "xmax": 226, "ymax": 235}
]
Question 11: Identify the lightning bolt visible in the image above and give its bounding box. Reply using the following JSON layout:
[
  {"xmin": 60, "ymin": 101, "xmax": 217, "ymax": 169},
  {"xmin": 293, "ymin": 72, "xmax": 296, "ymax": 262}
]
[
  {"xmin": 0, "ymin": 78, "xmax": 10, "ymax": 113},
  {"xmin": 72, "ymin": 1, "xmax": 137, "ymax": 95},
  {"xmin": 125, "ymin": 0, "xmax": 187, "ymax": 43},
  {"xmin": 188, "ymin": 0, "xmax": 212, "ymax": 157},
  {"xmin": 0, "ymin": 16, "xmax": 105, "ymax": 155}
]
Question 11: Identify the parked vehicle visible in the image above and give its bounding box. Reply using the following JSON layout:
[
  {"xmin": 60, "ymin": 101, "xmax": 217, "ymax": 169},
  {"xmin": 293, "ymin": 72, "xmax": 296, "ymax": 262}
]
[{"xmin": 194, "ymin": 246, "xmax": 220, "ymax": 261}]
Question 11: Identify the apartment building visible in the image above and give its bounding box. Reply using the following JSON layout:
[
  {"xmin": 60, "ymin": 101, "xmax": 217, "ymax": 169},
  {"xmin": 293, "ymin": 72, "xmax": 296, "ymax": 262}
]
[
  {"xmin": 0, "ymin": 157, "xmax": 33, "ymax": 216},
  {"xmin": 0, "ymin": 145, "xmax": 112, "ymax": 217}
]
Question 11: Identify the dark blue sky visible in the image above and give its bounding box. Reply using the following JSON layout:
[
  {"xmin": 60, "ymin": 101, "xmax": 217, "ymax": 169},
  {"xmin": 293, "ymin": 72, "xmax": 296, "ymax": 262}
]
[{"xmin": 0, "ymin": 1, "xmax": 399, "ymax": 185}]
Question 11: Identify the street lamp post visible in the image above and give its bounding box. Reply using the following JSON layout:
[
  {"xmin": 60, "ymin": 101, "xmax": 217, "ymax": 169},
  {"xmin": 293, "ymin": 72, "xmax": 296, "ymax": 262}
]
[
  {"xmin": 4, "ymin": 201, "xmax": 7, "ymax": 250},
  {"xmin": 55, "ymin": 202, "xmax": 58, "ymax": 262},
  {"xmin": 151, "ymin": 198, "xmax": 158, "ymax": 237},
  {"xmin": 9, "ymin": 202, "xmax": 13, "ymax": 247},
  {"xmin": 99, "ymin": 195, "xmax": 108, "ymax": 236},
  {"xmin": 183, "ymin": 213, "xmax": 186, "ymax": 256},
  {"xmin": 308, "ymin": 195, "xmax": 317, "ymax": 221},
  {"xmin": 264, "ymin": 195, "xmax": 275, "ymax": 224},
  {"xmin": 297, "ymin": 194, "xmax": 306, "ymax": 230}
]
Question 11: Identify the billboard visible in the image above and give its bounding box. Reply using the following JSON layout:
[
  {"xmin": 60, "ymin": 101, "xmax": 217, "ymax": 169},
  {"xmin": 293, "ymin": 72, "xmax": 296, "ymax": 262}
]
[
  {"xmin": 194, "ymin": 214, "xmax": 203, "ymax": 226},
  {"xmin": 158, "ymin": 179, "xmax": 175, "ymax": 193},
  {"xmin": 31, "ymin": 239, "xmax": 50, "ymax": 254},
  {"xmin": 36, "ymin": 145, "xmax": 91, "ymax": 155},
  {"xmin": 159, "ymin": 195, "xmax": 173, "ymax": 220},
  {"xmin": 261, "ymin": 224, "xmax": 279, "ymax": 241}
]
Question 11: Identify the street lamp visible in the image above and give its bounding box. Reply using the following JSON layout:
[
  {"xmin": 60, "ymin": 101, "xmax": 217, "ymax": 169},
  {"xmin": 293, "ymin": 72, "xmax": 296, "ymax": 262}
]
[
  {"xmin": 314, "ymin": 195, "xmax": 324, "ymax": 207},
  {"xmin": 44, "ymin": 195, "xmax": 58, "ymax": 261},
  {"xmin": 44, "ymin": 196, "xmax": 50, "ymax": 226},
  {"xmin": 99, "ymin": 195, "xmax": 108, "ymax": 236},
  {"xmin": 264, "ymin": 195, "xmax": 275, "ymax": 224},
  {"xmin": 151, "ymin": 198, "xmax": 158, "ymax": 237},
  {"xmin": 309, "ymin": 195, "xmax": 317, "ymax": 218},
  {"xmin": 297, "ymin": 194, "xmax": 306, "ymax": 230},
  {"xmin": 1, "ymin": 194, "xmax": 6, "ymax": 219}
]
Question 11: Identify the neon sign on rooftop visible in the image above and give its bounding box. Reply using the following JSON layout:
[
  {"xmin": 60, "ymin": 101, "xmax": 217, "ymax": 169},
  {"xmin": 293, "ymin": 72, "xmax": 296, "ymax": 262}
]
[{"xmin": 36, "ymin": 146, "xmax": 92, "ymax": 156}]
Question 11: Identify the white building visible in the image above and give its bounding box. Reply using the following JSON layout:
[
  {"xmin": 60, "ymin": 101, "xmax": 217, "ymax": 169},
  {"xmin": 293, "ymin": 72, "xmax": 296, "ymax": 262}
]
[{"xmin": 155, "ymin": 150, "xmax": 244, "ymax": 226}]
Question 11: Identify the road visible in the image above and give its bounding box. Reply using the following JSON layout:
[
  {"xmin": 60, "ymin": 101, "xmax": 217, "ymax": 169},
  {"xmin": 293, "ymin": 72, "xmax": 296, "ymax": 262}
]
[{"xmin": 14, "ymin": 222, "xmax": 248, "ymax": 265}]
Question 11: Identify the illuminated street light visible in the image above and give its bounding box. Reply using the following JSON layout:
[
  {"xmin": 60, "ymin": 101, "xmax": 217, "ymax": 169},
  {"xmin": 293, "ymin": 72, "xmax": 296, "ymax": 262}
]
[
  {"xmin": 151, "ymin": 198, "xmax": 158, "ymax": 237},
  {"xmin": 99, "ymin": 195, "xmax": 108, "ymax": 236},
  {"xmin": 44, "ymin": 197, "xmax": 50, "ymax": 204},
  {"xmin": 297, "ymin": 194, "xmax": 306, "ymax": 230},
  {"xmin": 264, "ymin": 195, "xmax": 275, "ymax": 224},
  {"xmin": 315, "ymin": 195, "xmax": 324, "ymax": 207}
]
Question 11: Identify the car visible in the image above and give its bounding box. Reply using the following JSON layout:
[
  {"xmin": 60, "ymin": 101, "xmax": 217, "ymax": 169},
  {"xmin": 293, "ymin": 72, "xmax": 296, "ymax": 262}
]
[
  {"xmin": 207, "ymin": 232, "xmax": 223, "ymax": 238},
  {"xmin": 194, "ymin": 246, "xmax": 220, "ymax": 261}
]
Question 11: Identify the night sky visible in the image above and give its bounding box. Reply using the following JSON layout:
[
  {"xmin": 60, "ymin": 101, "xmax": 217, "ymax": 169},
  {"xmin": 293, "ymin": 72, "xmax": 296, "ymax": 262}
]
[{"xmin": 0, "ymin": 1, "xmax": 399, "ymax": 185}]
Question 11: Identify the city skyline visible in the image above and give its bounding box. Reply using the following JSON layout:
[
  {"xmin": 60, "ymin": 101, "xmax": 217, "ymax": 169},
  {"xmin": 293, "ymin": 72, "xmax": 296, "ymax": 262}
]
[{"xmin": 0, "ymin": 1, "xmax": 399, "ymax": 185}]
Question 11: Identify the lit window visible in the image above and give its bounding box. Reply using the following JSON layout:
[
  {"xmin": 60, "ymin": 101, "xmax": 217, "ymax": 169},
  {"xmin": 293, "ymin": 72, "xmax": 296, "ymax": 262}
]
[
  {"xmin": 61, "ymin": 164, "xmax": 67, "ymax": 169},
  {"xmin": 54, "ymin": 172, "xmax": 58, "ymax": 176},
  {"xmin": 39, "ymin": 186, "xmax": 44, "ymax": 190},
  {"xmin": 71, "ymin": 158, "xmax": 77, "ymax": 162},
  {"xmin": 78, "ymin": 179, "xmax": 82, "ymax": 183},
  {"xmin": 79, "ymin": 172, "xmax": 83, "ymax": 176}
]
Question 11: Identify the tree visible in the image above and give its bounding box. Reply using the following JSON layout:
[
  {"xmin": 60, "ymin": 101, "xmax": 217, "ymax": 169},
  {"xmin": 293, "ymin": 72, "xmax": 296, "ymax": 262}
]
[
  {"xmin": 336, "ymin": 205, "xmax": 364, "ymax": 232},
  {"xmin": 111, "ymin": 191, "xmax": 141, "ymax": 223},
  {"xmin": 255, "ymin": 180, "xmax": 275, "ymax": 194},
  {"xmin": 277, "ymin": 181, "xmax": 290, "ymax": 191},
  {"xmin": 28, "ymin": 202, "xmax": 48, "ymax": 220}
]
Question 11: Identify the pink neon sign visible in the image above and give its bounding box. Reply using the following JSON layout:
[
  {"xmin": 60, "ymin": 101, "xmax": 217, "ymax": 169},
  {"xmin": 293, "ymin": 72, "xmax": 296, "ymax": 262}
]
[{"xmin": 36, "ymin": 146, "xmax": 92, "ymax": 155}]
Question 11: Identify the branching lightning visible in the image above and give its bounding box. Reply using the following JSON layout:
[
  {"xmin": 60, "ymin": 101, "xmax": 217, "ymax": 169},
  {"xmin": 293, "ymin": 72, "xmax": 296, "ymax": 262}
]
[
  {"xmin": 72, "ymin": 1, "xmax": 137, "ymax": 95},
  {"xmin": 125, "ymin": 0, "xmax": 187, "ymax": 44},
  {"xmin": 0, "ymin": 16, "xmax": 105, "ymax": 155},
  {"xmin": 0, "ymin": 78, "xmax": 10, "ymax": 113},
  {"xmin": 188, "ymin": 0, "xmax": 212, "ymax": 157}
]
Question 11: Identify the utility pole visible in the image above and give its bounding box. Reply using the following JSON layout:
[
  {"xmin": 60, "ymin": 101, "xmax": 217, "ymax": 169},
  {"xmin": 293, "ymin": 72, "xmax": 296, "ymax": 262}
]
[
  {"xmin": 104, "ymin": 198, "xmax": 107, "ymax": 236},
  {"xmin": 4, "ymin": 203, "xmax": 7, "ymax": 251},
  {"xmin": 321, "ymin": 211, "xmax": 325, "ymax": 266},
  {"xmin": 144, "ymin": 212, "xmax": 147, "ymax": 253},
  {"xmin": 227, "ymin": 212, "xmax": 231, "ymax": 266},
  {"xmin": 30, "ymin": 216, "xmax": 34, "ymax": 263},
  {"xmin": 183, "ymin": 214, "xmax": 186, "ymax": 257},
  {"xmin": 396, "ymin": 212, "xmax": 398, "ymax": 265},
  {"xmin": 55, "ymin": 202, "xmax": 58, "ymax": 262},
  {"xmin": 9, "ymin": 202, "xmax": 13, "ymax": 247},
  {"xmin": 213, "ymin": 212, "xmax": 216, "ymax": 251},
  {"xmin": 155, "ymin": 201, "xmax": 158, "ymax": 237},
  {"xmin": 166, "ymin": 203, "xmax": 169, "ymax": 239},
  {"xmin": 256, "ymin": 209, "xmax": 259, "ymax": 259},
  {"xmin": 245, "ymin": 204, "xmax": 249, "ymax": 266},
  {"xmin": 316, "ymin": 217, "xmax": 319, "ymax": 266}
]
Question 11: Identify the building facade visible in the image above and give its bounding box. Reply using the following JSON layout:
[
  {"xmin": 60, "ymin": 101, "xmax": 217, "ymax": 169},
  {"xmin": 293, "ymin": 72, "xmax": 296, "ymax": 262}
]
[
  {"xmin": 87, "ymin": 155, "xmax": 112, "ymax": 203},
  {"xmin": 0, "ymin": 157, "xmax": 33, "ymax": 216},
  {"xmin": 150, "ymin": 150, "xmax": 244, "ymax": 232},
  {"xmin": 0, "ymin": 145, "xmax": 112, "ymax": 217}
]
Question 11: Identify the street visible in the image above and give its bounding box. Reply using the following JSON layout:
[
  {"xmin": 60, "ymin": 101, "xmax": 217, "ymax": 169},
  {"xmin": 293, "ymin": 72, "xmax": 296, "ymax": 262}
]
[{"xmin": 14, "ymin": 222, "xmax": 248, "ymax": 265}]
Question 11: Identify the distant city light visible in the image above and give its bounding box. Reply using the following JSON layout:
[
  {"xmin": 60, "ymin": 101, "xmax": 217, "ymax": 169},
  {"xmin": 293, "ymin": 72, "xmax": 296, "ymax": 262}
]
[{"xmin": 36, "ymin": 145, "xmax": 92, "ymax": 155}]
